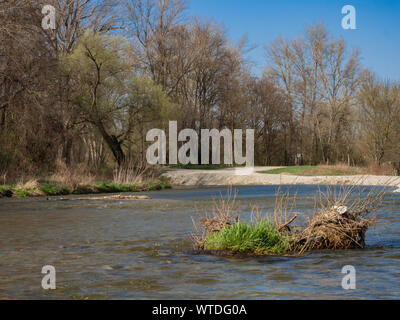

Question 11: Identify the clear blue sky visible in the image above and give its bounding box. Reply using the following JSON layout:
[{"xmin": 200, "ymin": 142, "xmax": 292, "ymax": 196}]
[{"xmin": 188, "ymin": 0, "xmax": 400, "ymax": 80}]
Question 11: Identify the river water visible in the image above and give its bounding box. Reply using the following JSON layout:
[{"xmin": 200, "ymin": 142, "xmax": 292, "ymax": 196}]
[{"xmin": 0, "ymin": 185, "xmax": 399, "ymax": 300}]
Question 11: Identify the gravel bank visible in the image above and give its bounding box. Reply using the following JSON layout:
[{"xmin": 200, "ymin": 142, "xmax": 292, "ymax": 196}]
[{"xmin": 163, "ymin": 167, "xmax": 400, "ymax": 188}]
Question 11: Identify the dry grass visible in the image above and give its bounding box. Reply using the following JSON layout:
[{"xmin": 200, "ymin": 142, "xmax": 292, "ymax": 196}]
[
  {"xmin": 0, "ymin": 171, "xmax": 7, "ymax": 186},
  {"xmin": 367, "ymin": 162, "xmax": 397, "ymax": 176},
  {"xmin": 16, "ymin": 179, "xmax": 40, "ymax": 190},
  {"xmin": 260, "ymin": 162, "xmax": 399, "ymax": 177},
  {"xmin": 13, "ymin": 179, "xmax": 44, "ymax": 196},
  {"xmin": 50, "ymin": 161, "xmax": 95, "ymax": 187},
  {"xmin": 191, "ymin": 188, "xmax": 241, "ymax": 249},
  {"xmin": 0, "ymin": 159, "xmax": 170, "ymax": 198},
  {"xmin": 296, "ymin": 184, "xmax": 388, "ymax": 253},
  {"xmin": 317, "ymin": 163, "xmax": 366, "ymax": 175},
  {"xmin": 113, "ymin": 160, "xmax": 160, "ymax": 185},
  {"xmin": 272, "ymin": 187, "xmax": 299, "ymax": 228}
]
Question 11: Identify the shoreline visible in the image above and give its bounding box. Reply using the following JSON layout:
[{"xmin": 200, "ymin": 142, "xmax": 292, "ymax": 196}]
[
  {"xmin": 0, "ymin": 180, "xmax": 172, "ymax": 199},
  {"xmin": 163, "ymin": 167, "xmax": 400, "ymax": 190}
]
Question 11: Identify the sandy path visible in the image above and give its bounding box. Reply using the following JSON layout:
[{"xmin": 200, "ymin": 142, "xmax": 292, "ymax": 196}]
[{"xmin": 162, "ymin": 167, "xmax": 400, "ymax": 190}]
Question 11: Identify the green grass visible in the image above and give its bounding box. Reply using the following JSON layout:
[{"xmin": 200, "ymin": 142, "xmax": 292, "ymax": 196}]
[
  {"xmin": 258, "ymin": 165, "xmax": 365, "ymax": 176},
  {"xmin": 169, "ymin": 164, "xmax": 238, "ymax": 170},
  {"xmin": 159, "ymin": 180, "xmax": 172, "ymax": 189},
  {"xmin": 40, "ymin": 184, "xmax": 73, "ymax": 196},
  {"xmin": 0, "ymin": 180, "xmax": 172, "ymax": 198},
  {"xmin": 259, "ymin": 166, "xmax": 316, "ymax": 175},
  {"xmin": 204, "ymin": 219, "xmax": 291, "ymax": 255},
  {"xmin": 0, "ymin": 185, "xmax": 12, "ymax": 193},
  {"xmin": 1, "ymin": 184, "xmax": 42, "ymax": 197},
  {"xmin": 95, "ymin": 182, "xmax": 138, "ymax": 193},
  {"xmin": 12, "ymin": 189, "xmax": 30, "ymax": 197}
]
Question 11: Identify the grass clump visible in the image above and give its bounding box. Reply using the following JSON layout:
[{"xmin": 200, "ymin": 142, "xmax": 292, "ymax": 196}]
[
  {"xmin": 11, "ymin": 180, "xmax": 44, "ymax": 197},
  {"xmin": 0, "ymin": 185, "xmax": 11, "ymax": 192},
  {"xmin": 159, "ymin": 180, "xmax": 172, "ymax": 189},
  {"xmin": 13, "ymin": 189, "xmax": 34, "ymax": 197},
  {"xmin": 95, "ymin": 182, "xmax": 138, "ymax": 193},
  {"xmin": 41, "ymin": 184, "xmax": 73, "ymax": 196},
  {"xmin": 204, "ymin": 219, "xmax": 290, "ymax": 255},
  {"xmin": 0, "ymin": 185, "xmax": 13, "ymax": 197}
]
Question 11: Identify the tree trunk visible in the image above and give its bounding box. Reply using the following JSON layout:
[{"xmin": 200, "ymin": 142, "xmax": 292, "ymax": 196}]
[
  {"xmin": 96, "ymin": 122, "xmax": 125, "ymax": 166},
  {"xmin": 0, "ymin": 106, "xmax": 6, "ymax": 128}
]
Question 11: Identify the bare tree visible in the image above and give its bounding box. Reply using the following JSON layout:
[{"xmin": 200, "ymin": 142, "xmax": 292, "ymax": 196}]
[
  {"xmin": 358, "ymin": 73, "xmax": 400, "ymax": 165},
  {"xmin": 266, "ymin": 23, "xmax": 362, "ymax": 164}
]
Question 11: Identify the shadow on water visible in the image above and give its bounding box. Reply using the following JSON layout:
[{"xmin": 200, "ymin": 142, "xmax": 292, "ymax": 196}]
[{"xmin": 0, "ymin": 185, "xmax": 399, "ymax": 299}]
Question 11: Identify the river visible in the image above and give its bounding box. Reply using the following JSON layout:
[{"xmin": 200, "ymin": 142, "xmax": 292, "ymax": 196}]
[{"xmin": 0, "ymin": 185, "xmax": 399, "ymax": 299}]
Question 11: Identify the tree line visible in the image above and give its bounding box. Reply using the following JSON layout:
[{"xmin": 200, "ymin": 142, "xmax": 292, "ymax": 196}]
[{"xmin": 1, "ymin": 0, "xmax": 399, "ymax": 179}]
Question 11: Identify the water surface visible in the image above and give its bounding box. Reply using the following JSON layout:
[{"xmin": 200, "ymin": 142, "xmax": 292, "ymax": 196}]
[{"xmin": 0, "ymin": 185, "xmax": 399, "ymax": 299}]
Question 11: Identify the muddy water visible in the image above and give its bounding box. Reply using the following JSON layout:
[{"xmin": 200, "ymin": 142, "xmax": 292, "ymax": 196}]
[{"xmin": 0, "ymin": 186, "xmax": 399, "ymax": 300}]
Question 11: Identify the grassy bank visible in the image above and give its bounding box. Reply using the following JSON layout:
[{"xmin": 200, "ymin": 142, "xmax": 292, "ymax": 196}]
[
  {"xmin": 168, "ymin": 164, "xmax": 238, "ymax": 170},
  {"xmin": 258, "ymin": 165, "xmax": 367, "ymax": 176},
  {"xmin": 0, "ymin": 179, "xmax": 171, "ymax": 198}
]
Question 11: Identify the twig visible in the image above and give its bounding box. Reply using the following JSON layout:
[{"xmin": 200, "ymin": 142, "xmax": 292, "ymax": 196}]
[{"xmin": 278, "ymin": 214, "xmax": 298, "ymax": 232}]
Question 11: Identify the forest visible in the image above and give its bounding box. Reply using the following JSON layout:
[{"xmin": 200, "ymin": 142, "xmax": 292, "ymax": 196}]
[{"xmin": 1, "ymin": 0, "xmax": 400, "ymax": 184}]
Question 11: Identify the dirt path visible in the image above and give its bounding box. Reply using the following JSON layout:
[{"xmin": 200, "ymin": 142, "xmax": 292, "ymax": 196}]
[{"xmin": 162, "ymin": 167, "xmax": 400, "ymax": 188}]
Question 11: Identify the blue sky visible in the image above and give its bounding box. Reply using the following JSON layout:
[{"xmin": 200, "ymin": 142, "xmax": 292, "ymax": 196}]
[{"xmin": 187, "ymin": 0, "xmax": 400, "ymax": 80}]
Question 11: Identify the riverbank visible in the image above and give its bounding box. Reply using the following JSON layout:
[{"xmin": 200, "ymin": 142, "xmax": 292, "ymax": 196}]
[
  {"xmin": 162, "ymin": 167, "xmax": 400, "ymax": 188},
  {"xmin": 0, "ymin": 179, "xmax": 171, "ymax": 198}
]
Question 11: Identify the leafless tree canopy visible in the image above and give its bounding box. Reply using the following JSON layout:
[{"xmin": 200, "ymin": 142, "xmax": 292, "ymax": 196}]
[{"xmin": 0, "ymin": 1, "xmax": 399, "ymax": 178}]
